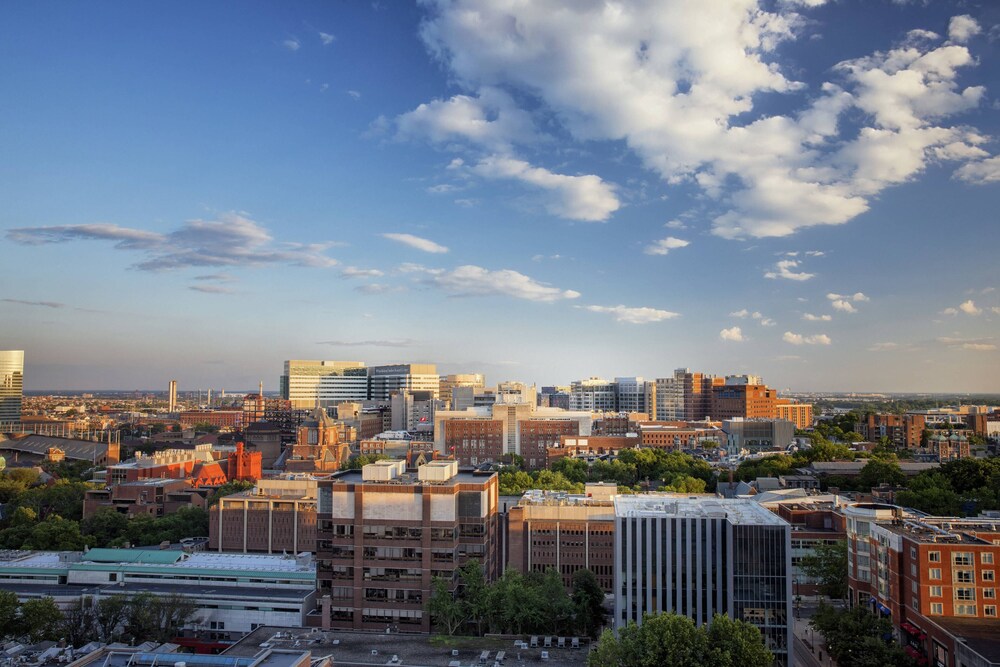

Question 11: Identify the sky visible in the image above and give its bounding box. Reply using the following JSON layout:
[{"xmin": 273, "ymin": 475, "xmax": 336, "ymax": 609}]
[{"xmin": 1, "ymin": 0, "xmax": 999, "ymax": 393}]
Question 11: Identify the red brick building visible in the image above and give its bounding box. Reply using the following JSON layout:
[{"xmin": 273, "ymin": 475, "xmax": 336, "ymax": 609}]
[
  {"xmin": 519, "ymin": 419, "xmax": 579, "ymax": 470},
  {"xmin": 444, "ymin": 418, "xmax": 504, "ymax": 466},
  {"xmin": 227, "ymin": 441, "xmax": 262, "ymax": 482},
  {"xmin": 710, "ymin": 383, "xmax": 778, "ymax": 421}
]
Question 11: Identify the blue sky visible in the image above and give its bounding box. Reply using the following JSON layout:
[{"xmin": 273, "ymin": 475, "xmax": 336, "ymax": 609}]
[{"xmin": 1, "ymin": 0, "xmax": 998, "ymax": 393}]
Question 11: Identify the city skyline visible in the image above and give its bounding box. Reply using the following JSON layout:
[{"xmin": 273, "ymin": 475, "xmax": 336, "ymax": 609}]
[{"xmin": 2, "ymin": 1, "xmax": 999, "ymax": 393}]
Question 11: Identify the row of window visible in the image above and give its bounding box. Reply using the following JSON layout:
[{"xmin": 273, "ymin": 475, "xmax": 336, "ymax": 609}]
[
  {"xmin": 927, "ymin": 568, "xmax": 995, "ymax": 582},
  {"xmin": 928, "ymin": 603, "xmax": 997, "ymax": 617},
  {"xmin": 927, "ymin": 550, "xmax": 994, "ymax": 565}
]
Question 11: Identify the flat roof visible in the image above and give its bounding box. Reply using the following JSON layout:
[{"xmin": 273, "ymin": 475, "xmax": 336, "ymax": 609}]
[
  {"xmin": 0, "ymin": 582, "xmax": 312, "ymax": 602},
  {"xmin": 933, "ymin": 618, "xmax": 1000, "ymax": 663},
  {"xmin": 0, "ymin": 550, "xmax": 314, "ymax": 573},
  {"xmin": 614, "ymin": 494, "xmax": 789, "ymax": 526},
  {"xmin": 328, "ymin": 468, "xmax": 494, "ymax": 486}
]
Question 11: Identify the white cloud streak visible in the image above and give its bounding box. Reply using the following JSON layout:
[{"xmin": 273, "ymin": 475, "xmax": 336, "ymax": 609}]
[
  {"xmin": 381, "ymin": 233, "xmax": 449, "ymax": 254},
  {"xmin": 765, "ymin": 259, "xmax": 814, "ymax": 281},
  {"xmin": 404, "ymin": 264, "xmax": 580, "ymax": 302},
  {"xmin": 783, "ymin": 331, "xmax": 832, "ymax": 345},
  {"xmin": 644, "ymin": 236, "xmax": 689, "ymax": 256},
  {"xmin": 584, "ymin": 304, "xmax": 680, "ymax": 324}
]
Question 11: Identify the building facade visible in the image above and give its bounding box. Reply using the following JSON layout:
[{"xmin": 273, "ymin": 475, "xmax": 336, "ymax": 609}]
[
  {"xmin": 280, "ymin": 360, "xmax": 369, "ymax": 409},
  {"xmin": 569, "ymin": 377, "xmax": 616, "ymax": 413},
  {"xmin": 313, "ymin": 460, "xmax": 499, "ymax": 632},
  {"xmin": 0, "ymin": 350, "xmax": 24, "ymax": 423},
  {"xmin": 368, "ymin": 364, "xmax": 439, "ymax": 400},
  {"xmin": 210, "ymin": 475, "xmax": 317, "ymax": 554},
  {"xmin": 614, "ymin": 495, "xmax": 793, "ymax": 666}
]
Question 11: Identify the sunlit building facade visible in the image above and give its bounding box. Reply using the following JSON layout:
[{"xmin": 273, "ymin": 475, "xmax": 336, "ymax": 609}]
[{"xmin": 0, "ymin": 350, "xmax": 24, "ymax": 423}]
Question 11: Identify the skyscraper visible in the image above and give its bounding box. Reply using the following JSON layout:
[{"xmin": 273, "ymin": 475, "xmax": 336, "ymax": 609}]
[
  {"xmin": 0, "ymin": 351, "xmax": 24, "ymax": 423},
  {"xmin": 280, "ymin": 360, "xmax": 369, "ymax": 408},
  {"xmin": 168, "ymin": 379, "xmax": 178, "ymax": 412},
  {"xmin": 367, "ymin": 363, "xmax": 439, "ymax": 400}
]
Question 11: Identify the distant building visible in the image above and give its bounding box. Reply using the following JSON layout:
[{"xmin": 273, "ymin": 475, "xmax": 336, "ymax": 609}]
[
  {"xmin": 313, "ymin": 460, "xmax": 499, "ymax": 632},
  {"xmin": 282, "ymin": 408, "xmax": 350, "ymax": 474},
  {"xmin": 614, "ymin": 495, "xmax": 793, "ymax": 666},
  {"xmin": 0, "ymin": 350, "xmax": 24, "ymax": 423},
  {"xmin": 723, "ymin": 418, "xmax": 795, "ymax": 455},
  {"xmin": 167, "ymin": 379, "xmax": 177, "ymax": 413},
  {"xmin": 613, "ymin": 377, "xmax": 648, "ymax": 414},
  {"xmin": 569, "ymin": 377, "xmax": 616, "ymax": 413},
  {"xmin": 711, "ymin": 382, "xmax": 778, "ymax": 421},
  {"xmin": 280, "ymin": 360, "xmax": 369, "ymax": 409},
  {"xmin": 775, "ymin": 400, "xmax": 813, "ymax": 430},
  {"xmin": 179, "ymin": 410, "xmax": 242, "ymax": 430},
  {"xmin": 368, "ymin": 364, "xmax": 439, "ymax": 400}
]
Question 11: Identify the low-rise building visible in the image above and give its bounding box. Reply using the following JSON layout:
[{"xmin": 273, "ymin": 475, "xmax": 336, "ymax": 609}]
[{"xmin": 210, "ymin": 475, "xmax": 318, "ymax": 554}]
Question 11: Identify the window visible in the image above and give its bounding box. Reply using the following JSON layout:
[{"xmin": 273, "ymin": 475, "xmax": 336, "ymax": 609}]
[
  {"xmin": 956, "ymin": 570, "xmax": 974, "ymax": 583},
  {"xmin": 984, "ymin": 570, "xmax": 995, "ymax": 582},
  {"xmin": 930, "ymin": 586, "xmax": 942, "ymax": 597},
  {"xmin": 956, "ymin": 588, "xmax": 976, "ymax": 601},
  {"xmin": 930, "ymin": 603, "xmax": 943, "ymax": 615},
  {"xmin": 955, "ymin": 604, "xmax": 977, "ymax": 616},
  {"xmin": 984, "ymin": 553, "xmax": 995, "ymax": 565},
  {"xmin": 985, "ymin": 589, "xmax": 996, "ymax": 599},
  {"xmin": 986, "ymin": 606, "xmax": 997, "ymax": 617},
  {"xmin": 929, "ymin": 551, "xmax": 941, "ymax": 563},
  {"xmin": 954, "ymin": 552, "xmax": 973, "ymax": 566},
  {"xmin": 930, "ymin": 568, "xmax": 942, "ymax": 580}
]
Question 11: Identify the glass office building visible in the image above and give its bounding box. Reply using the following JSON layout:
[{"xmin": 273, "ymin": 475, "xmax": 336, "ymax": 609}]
[
  {"xmin": 0, "ymin": 350, "xmax": 24, "ymax": 423},
  {"xmin": 614, "ymin": 496, "xmax": 792, "ymax": 666}
]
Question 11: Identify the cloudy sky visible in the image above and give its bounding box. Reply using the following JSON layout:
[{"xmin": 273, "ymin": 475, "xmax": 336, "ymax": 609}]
[{"xmin": 1, "ymin": 0, "xmax": 998, "ymax": 393}]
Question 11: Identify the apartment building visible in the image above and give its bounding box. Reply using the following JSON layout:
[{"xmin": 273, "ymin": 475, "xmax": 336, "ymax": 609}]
[
  {"xmin": 775, "ymin": 400, "xmax": 813, "ymax": 430},
  {"xmin": 569, "ymin": 377, "xmax": 616, "ymax": 413},
  {"xmin": 711, "ymin": 382, "xmax": 778, "ymax": 421},
  {"xmin": 313, "ymin": 460, "xmax": 499, "ymax": 632}
]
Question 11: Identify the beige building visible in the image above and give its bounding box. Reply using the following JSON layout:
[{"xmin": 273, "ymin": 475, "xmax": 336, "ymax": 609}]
[{"xmin": 209, "ymin": 475, "xmax": 318, "ymax": 554}]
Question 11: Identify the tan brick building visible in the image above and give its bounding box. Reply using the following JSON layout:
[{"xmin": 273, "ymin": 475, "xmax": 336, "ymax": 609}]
[{"xmin": 209, "ymin": 475, "xmax": 318, "ymax": 554}]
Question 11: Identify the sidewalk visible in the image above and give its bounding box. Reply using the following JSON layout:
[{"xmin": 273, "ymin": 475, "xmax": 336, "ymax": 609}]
[{"xmin": 793, "ymin": 615, "xmax": 834, "ymax": 666}]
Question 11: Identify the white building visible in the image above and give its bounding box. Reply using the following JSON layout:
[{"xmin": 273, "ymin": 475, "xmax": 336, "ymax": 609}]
[
  {"xmin": 368, "ymin": 363, "xmax": 439, "ymax": 400},
  {"xmin": 569, "ymin": 377, "xmax": 616, "ymax": 412},
  {"xmin": 280, "ymin": 360, "xmax": 368, "ymax": 408}
]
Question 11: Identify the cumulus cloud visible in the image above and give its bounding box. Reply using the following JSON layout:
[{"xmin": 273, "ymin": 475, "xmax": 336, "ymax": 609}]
[
  {"xmin": 720, "ymin": 326, "xmax": 745, "ymax": 341},
  {"xmin": 381, "ymin": 233, "xmax": 449, "ymax": 254},
  {"xmin": 954, "ymin": 156, "xmax": 1000, "ymax": 184},
  {"xmin": 282, "ymin": 38, "xmax": 301, "ymax": 51},
  {"xmin": 959, "ymin": 299, "xmax": 982, "ymax": 315},
  {"xmin": 783, "ymin": 331, "xmax": 832, "ymax": 345},
  {"xmin": 347, "ymin": 90, "xmax": 362, "ymax": 100},
  {"xmin": 803, "ymin": 313, "xmax": 832, "ymax": 321},
  {"xmin": 411, "ymin": 2, "xmax": 991, "ymax": 239},
  {"xmin": 6, "ymin": 213, "xmax": 338, "ymax": 271},
  {"xmin": 948, "ymin": 15, "xmax": 981, "ymax": 44},
  {"xmin": 644, "ymin": 236, "xmax": 689, "ymax": 256},
  {"xmin": 962, "ymin": 343, "xmax": 995, "ymax": 351},
  {"xmin": 319, "ymin": 32, "xmax": 335, "ymax": 45},
  {"xmin": 583, "ymin": 304, "xmax": 680, "ymax": 324},
  {"xmin": 470, "ymin": 156, "xmax": 620, "ymax": 222},
  {"xmin": 765, "ymin": 259, "xmax": 814, "ymax": 281},
  {"xmin": 396, "ymin": 88, "xmax": 539, "ymax": 152},
  {"xmin": 831, "ymin": 299, "xmax": 856, "ymax": 313},
  {"xmin": 730, "ymin": 309, "xmax": 750, "ymax": 318},
  {"xmin": 729, "ymin": 309, "xmax": 773, "ymax": 325},
  {"xmin": 405, "ymin": 264, "xmax": 580, "ymax": 302},
  {"xmin": 827, "ymin": 292, "xmax": 869, "ymax": 302},
  {"xmin": 937, "ymin": 336, "xmax": 996, "ymax": 351}
]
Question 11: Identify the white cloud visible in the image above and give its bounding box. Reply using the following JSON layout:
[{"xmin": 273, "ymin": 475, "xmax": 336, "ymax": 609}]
[
  {"xmin": 584, "ymin": 304, "xmax": 680, "ymax": 324},
  {"xmin": 752, "ymin": 311, "xmax": 776, "ymax": 326},
  {"xmin": 803, "ymin": 313, "xmax": 832, "ymax": 321},
  {"xmin": 665, "ymin": 219, "xmax": 688, "ymax": 230},
  {"xmin": 959, "ymin": 299, "xmax": 982, "ymax": 315},
  {"xmin": 948, "ymin": 15, "xmax": 981, "ymax": 44},
  {"xmin": 783, "ymin": 331, "xmax": 832, "ymax": 345},
  {"xmin": 408, "ymin": 264, "xmax": 580, "ymax": 302},
  {"xmin": 827, "ymin": 291, "xmax": 869, "ymax": 302},
  {"xmin": 189, "ymin": 285, "xmax": 235, "ymax": 294},
  {"xmin": 470, "ymin": 156, "xmax": 620, "ymax": 222},
  {"xmin": 831, "ymin": 299, "xmax": 857, "ymax": 313},
  {"xmin": 282, "ymin": 38, "xmax": 301, "ymax": 51},
  {"xmin": 381, "ymin": 233, "xmax": 449, "ymax": 254},
  {"xmin": 341, "ymin": 266, "xmax": 385, "ymax": 279},
  {"xmin": 720, "ymin": 326, "xmax": 744, "ymax": 342},
  {"xmin": 868, "ymin": 342, "xmax": 898, "ymax": 351},
  {"xmin": 644, "ymin": 236, "xmax": 690, "ymax": 256},
  {"xmin": 319, "ymin": 32, "xmax": 335, "ymax": 46},
  {"xmin": 764, "ymin": 259, "xmax": 814, "ymax": 281},
  {"xmin": 941, "ymin": 307, "xmax": 959, "ymax": 316},
  {"xmin": 954, "ymin": 156, "xmax": 1000, "ymax": 184},
  {"xmin": 7, "ymin": 213, "xmax": 338, "ymax": 271},
  {"xmin": 347, "ymin": 90, "xmax": 362, "ymax": 100},
  {"xmin": 730, "ymin": 309, "xmax": 750, "ymax": 318},
  {"xmin": 805, "ymin": 250, "xmax": 825, "ymax": 257},
  {"xmin": 963, "ymin": 343, "xmax": 996, "ymax": 351},
  {"xmin": 992, "ymin": 307, "xmax": 1000, "ymax": 315},
  {"xmin": 414, "ymin": 1, "xmax": 990, "ymax": 240}
]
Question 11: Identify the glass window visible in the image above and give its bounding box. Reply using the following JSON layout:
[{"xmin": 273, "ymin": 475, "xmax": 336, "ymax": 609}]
[
  {"xmin": 930, "ymin": 586, "xmax": 942, "ymax": 597},
  {"xmin": 983, "ymin": 553, "xmax": 995, "ymax": 565},
  {"xmin": 928, "ymin": 551, "xmax": 940, "ymax": 562},
  {"xmin": 983, "ymin": 570, "xmax": 995, "ymax": 582},
  {"xmin": 930, "ymin": 603, "xmax": 943, "ymax": 615},
  {"xmin": 930, "ymin": 568, "xmax": 942, "ymax": 580},
  {"xmin": 985, "ymin": 606, "xmax": 997, "ymax": 617},
  {"xmin": 956, "ymin": 588, "xmax": 976, "ymax": 601}
]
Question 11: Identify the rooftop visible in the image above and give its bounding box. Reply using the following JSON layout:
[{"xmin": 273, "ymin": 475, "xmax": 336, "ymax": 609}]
[
  {"xmin": 328, "ymin": 467, "xmax": 494, "ymax": 487},
  {"xmin": 614, "ymin": 494, "xmax": 788, "ymax": 526},
  {"xmin": 878, "ymin": 517, "xmax": 1000, "ymax": 545}
]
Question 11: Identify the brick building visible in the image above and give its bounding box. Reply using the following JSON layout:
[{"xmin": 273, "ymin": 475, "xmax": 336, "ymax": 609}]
[
  {"xmin": 506, "ymin": 483, "xmax": 617, "ymax": 592},
  {"xmin": 519, "ymin": 419, "xmax": 579, "ymax": 470},
  {"xmin": 209, "ymin": 475, "xmax": 317, "ymax": 554},
  {"xmin": 710, "ymin": 383, "xmax": 777, "ymax": 421},
  {"xmin": 179, "ymin": 410, "xmax": 243, "ymax": 430},
  {"xmin": 775, "ymin": 400, "xmax": 813, "ymax": 430},
  {"xmin": 313, "ymin": 460, "xmax": 499, "ymax": 632}
]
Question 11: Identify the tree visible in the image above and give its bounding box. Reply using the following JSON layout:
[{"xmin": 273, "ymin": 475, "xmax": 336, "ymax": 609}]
[
  {"xmin": 207, "ymin": 480, "xmax": 254, "ymax": 505},
  {"xmin": 0, "ymin": 591, "xmax": 18, "ymax": 640},
  {"xmin": 342, "ymin": 454, "xmax": 391, "ymax": 470},
  {"xmin": 571, "ymin": 568, "xmax": 605, "ymax": 637},
  {"xmin": 17, "ymin": 597, "xmax": 63, "ymax": 642},
  {"xmin": 588, "ymin": 612, "xmax": 771, "ymax": 667},
  {"xmin": 59, "ymin": 600, "xmax": 97, "ymax": 647},
  {"xmin": 81, "ymin": 508, "xmax": 130, "ymax": 546},
  {"xmin": 94, "ymin": 595, "xmax": 130, "ymax": 642},
  {"xmin": 22, "ymin": 515, "xmax": 88, "ymax": 550},
  {"xmin": 427, "ymin": 576, "xmax": 465, "ymax": 635},
  {"xmin": 551, "ymin": 458, "xmax": 589, "ymax": 484},
  {"xmin": 705, "ymin": 613, "xmax": 775, "ymax": 667},
  {"xmin": 810, "ymin": 602, "xmax": 910, "ymax": 667},
  {"xmin": 799, "ymin": 541, "xmax": 848, "ymax": 599},
  {"xmin": 662, "ymin": 474, "xmax": 707, "ymax": 493},
  {"xmin": 857, "ymin": 459, "xmax": 905, "ymax": 489}
]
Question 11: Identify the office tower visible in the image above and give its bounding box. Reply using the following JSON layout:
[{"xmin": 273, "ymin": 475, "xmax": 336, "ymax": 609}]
[
  {"xmin": 368, "ymin": 363, "xmax": 439, "ymax": 400},
  {"xmin": 167, "ymin": 379, "xmax": 177, "ymax": 413},
  {"xmin": 439, "ymin": 373, "xmax": 486, "ymax": 395},
  {"xmin": 710, "ymin": 379, "xmax": 778, "ymax": 420},
  {"xmin": 613, "ymin": 376, "xmax": 647, "ymax": 414},
  {"xmin": 614, "ymin": 496, "xmax": 792, "ymax": 666},
  {"xmin": 314, "ymin": 460, "xmax": 499, "ymax": 632},
  {"xmin": 281, "ymin": 360, "xmax": 368, "ymax": 408},
  {"xmin": 569, "ymin": 377, "xmax": 616, "ymax": 412},
  {"xmin": 0, "ymin": 350, "xmax": 24, "ymax": 423},
  {"xmin": 723, "ymin": 418, "xmax": 795, "ymax": 455},
  {"xmin": 495, "ymin": 381, "xmax": 536, "ymax": 406},
  {"xmin": 775, "ymin": 400, "xmax": 813, "ymax": 429}
]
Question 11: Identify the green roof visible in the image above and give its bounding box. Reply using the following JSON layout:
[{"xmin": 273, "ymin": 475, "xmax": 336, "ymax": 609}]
[{"xmin": 82, "ymin": 548, "xmax": 184, "ymax": 565}]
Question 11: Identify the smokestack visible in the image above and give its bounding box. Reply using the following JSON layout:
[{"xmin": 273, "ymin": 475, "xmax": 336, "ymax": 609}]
[{"xmin": 259, "ymin": 381, "xmax": 263, "ymax": 399}]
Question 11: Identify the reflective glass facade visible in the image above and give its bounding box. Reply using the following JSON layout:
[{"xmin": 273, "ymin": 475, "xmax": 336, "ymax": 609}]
[{"xmin": 0, "ymin": 350, "xmax": 24, "ymax": 423}]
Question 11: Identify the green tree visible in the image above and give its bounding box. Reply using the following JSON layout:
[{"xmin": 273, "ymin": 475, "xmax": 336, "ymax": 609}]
[
  {"xmin": 662, "ymin": 474, "xmax": 707, "ymax": 493},
  {"xmin": 81, "ymin": 508, "xmax": 130, "ymax": 546},
  {"xmin": 571, "ymin": 568, "xmax": 605, "ymax": 637},
  {"xmin": 94, "ymin": 595, "xmax": 130, "ymax": 642},
  {"xmin": 342, "ymin": 454, "xmax": 391, "ymax": 470},
  {"xmin": 551, "ymin": 458, "xmax": 589, "ymax": 484},
  {"xmin": 427, "ymin": 576, "xmax": 465, "ymax": 635},
  {"xmin": 705, "ymin": 613, "xmax": 775, "ymax": 667},
  {"xmin": 58, "ymin": 600, "xmax": 97, "ymax": 647},
  {"xmin": 0, "ymin": 590, "xmax": 18, "ymax": 640},
  {"xmin": 799, "ymin": 540, "xmax": 848, "ymax": 599},
  {"xmin": 23, "ymin": 515, "xmax": 88, "ymax": 550},
  {"xmin": 857, "ymin": 459, "xmax": 905, "ymax": 489},
  {"xmin": 17, "ymin": 597, "xmax": 64, "ymax": 642},
  {"xmin": 811, "ymin": 602, "xmax": 910, "ymax": 667},
  {"xmin": 207, "ymin": 480, "xmax": 255, "ymax": 505},
  {"xmin": 894, "ymin": 472, "xmax": 962, "ymax": 516}
]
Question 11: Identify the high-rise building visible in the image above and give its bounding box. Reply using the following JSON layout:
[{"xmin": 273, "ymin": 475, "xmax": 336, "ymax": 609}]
[
  {"xmin": 0, "ymin": 350, "xmax": 24, "ymax": 423},
  {"xmin": 775, "ymin": 400, "xmax": 813, "ymax": 430},
  {"xmin": 613, "ymin": 376, "xmax": 647, "ymax": 414},
  {"xmin": 614, "ymin": 495, "xmax": 793, "ymax": 666},
  {"xmin": 710, "ymin": 381, "xmax": 778, "ymax": 421},
  {"xmin": 281, "ymin": 360, "xmax": 369, "ymax": 408},
  {"xmin": 167, "ymin": 379, "xmax": 177, "ymax": 413},
  {"xmin": 569, "ymin": 377, "xmax": 616, "ymax": 412},
  {"xmin": 368, "ymin": 363, "xmax": 439, "ymax": 400},
  {"xmin": 439, "ymin": 373, "xmax": 486, "ymax": 395},
  {"xmin": 314, "ymin": 460, "xmax": 499, "ymax": 632}
]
